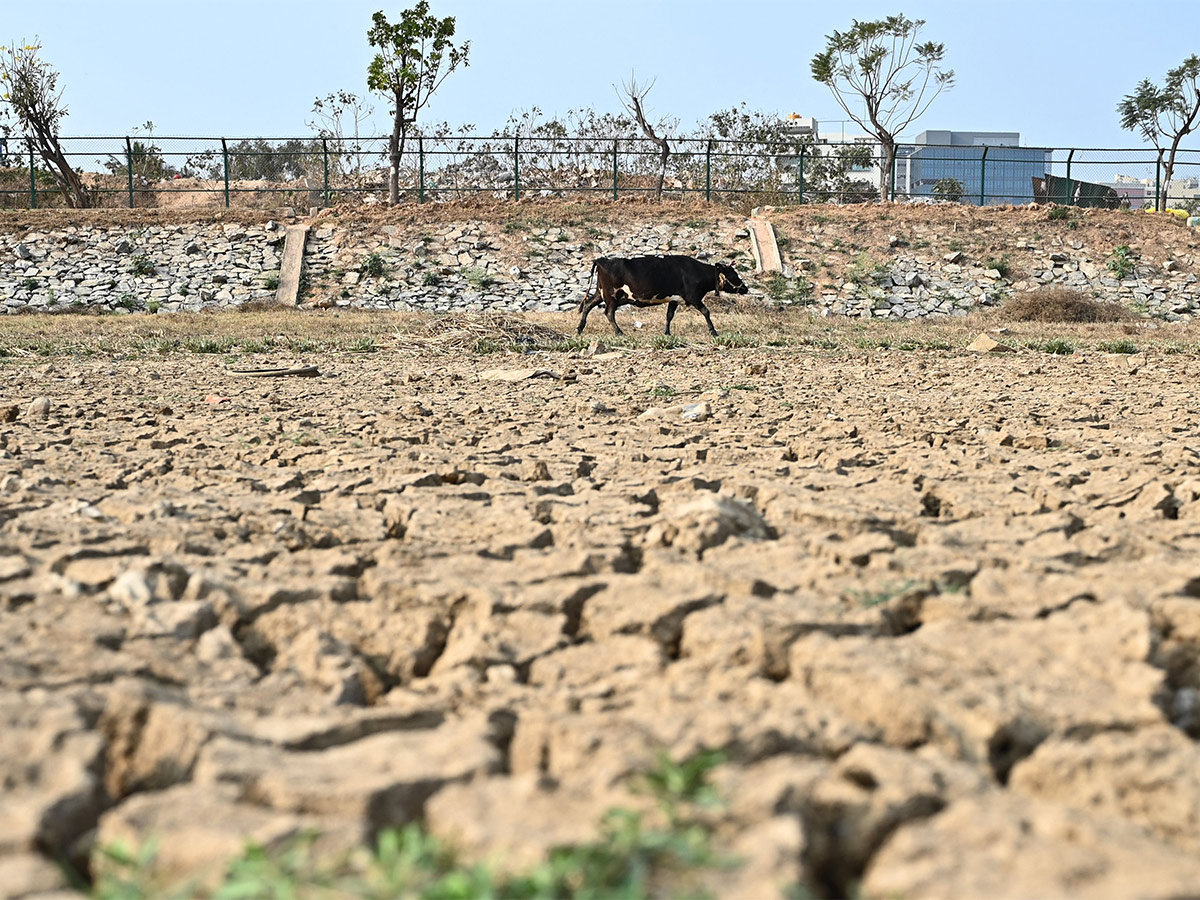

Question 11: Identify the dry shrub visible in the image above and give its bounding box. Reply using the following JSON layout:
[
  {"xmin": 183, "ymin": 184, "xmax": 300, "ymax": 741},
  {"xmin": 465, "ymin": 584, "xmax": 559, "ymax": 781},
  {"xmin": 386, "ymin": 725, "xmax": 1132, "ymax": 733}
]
[
  {"xmin": 999, "ymin": 287, "xmax": 1133, "ymax": 323},
  {"xmin": 398, "ymin": 310, "xmax": 567, "ymax": 351}
]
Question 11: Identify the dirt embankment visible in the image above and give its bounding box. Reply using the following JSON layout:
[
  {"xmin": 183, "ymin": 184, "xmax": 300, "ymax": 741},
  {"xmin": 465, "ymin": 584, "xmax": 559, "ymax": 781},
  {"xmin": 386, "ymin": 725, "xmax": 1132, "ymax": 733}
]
[{"xmin": 5, "ymin": 314, "xmax": 1200, "ymax": 895}]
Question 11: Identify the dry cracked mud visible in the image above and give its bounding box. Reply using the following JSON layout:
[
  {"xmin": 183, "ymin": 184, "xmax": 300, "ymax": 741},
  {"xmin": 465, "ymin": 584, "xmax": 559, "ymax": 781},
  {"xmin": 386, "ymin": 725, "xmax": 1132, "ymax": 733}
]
[{"xmin": 5, "ymin": 329, "xmax": 1200, "ymax": 897}]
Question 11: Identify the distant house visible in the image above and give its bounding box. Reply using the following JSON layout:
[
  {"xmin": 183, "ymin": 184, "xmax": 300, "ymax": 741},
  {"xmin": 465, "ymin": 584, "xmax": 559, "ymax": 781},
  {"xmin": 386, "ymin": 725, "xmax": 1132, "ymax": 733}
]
[{"xmin": 1104, "ymin": 174, "xmax": 1199, "ymax": 209}]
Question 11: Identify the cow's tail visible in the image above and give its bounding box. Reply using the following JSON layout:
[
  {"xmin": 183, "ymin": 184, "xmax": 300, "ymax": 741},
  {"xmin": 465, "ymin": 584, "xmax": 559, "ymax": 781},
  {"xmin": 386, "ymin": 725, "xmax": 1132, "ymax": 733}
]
[{"xmin": 578, "ymin": 258, "xmax": 601, "ymax": 313}]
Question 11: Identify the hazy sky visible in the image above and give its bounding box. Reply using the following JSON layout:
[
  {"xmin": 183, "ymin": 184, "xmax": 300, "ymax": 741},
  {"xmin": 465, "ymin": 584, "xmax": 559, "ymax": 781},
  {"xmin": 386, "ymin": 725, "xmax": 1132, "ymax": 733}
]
[{"xmin": 3, "ymin": 0, "xmax": 1198, "ymax": 149}]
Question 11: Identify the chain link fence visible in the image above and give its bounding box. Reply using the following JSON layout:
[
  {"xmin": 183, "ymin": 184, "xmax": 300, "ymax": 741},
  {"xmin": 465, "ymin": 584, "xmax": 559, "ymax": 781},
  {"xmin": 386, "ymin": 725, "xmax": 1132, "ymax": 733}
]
[{"xmin": 0, "ymin": 134, "xmax": 1197, "ymax": 212}]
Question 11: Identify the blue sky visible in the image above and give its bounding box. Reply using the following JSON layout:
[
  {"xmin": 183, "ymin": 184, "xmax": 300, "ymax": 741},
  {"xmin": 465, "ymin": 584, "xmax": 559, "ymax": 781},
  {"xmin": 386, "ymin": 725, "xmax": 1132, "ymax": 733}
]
[{"xmin": 3, "ymin": 0, "xmax": 1198, "ymax": 149}]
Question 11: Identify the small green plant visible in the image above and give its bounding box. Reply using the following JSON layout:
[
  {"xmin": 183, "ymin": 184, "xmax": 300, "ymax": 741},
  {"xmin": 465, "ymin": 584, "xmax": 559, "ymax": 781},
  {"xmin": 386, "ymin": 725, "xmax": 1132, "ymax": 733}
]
[
  {"xmin": 128, "ymin": 254, "xmax": 156, "ymax": 276},
  {"xmin": 472, "ymin": 337, "xmax": 511, "ymax": 354},
  {"xmin": 116, "ymin": 294, "xmax": 138, "ymax": 311},
  {"xmin": 805, "ymin": 335, "xmax": 840, "ymax": 350},
  {"xmin": 651, "ymin": 334, "xmax": 686, "ymax": 350},
  {"xmin": 713, "ymin": 331, "xmax": 757, "ymax": 348},
  {"xmin": 1108, "ymin": 245, "xmax": 1136, "ymax": 280},
  {"xmin": 422, "ymin": 271, "xmax": 442, "ymax": 287},
  {"xmin": 982, "ymin": 254, "xmax": 1014, "ymax": 279},
  {"xmin": 648, "ymin": 384, "xmax": 678, "ymax": 398},
  {"xmin": 91, "ymin": 837, "xmax": 165, "ymax": 900},
  {"xmin": 20, "ymin": 277, "xmax": 39, "ymax": 291},
  {"xmin": 347, "ymin": 337, "xmax": 377, "ymax": 353},
  {"xmin": 146, "ymin": 300, "xmax": 160, "ymax": 315},
  {"xmin": 263, "ymin": 272, "xmax": 281, "ymax": 291},
  {"xmin": 365, "ymin": 252, "xmax": 386, "ymax": 278},
  {"xmin": 1039, "ymin": 338, "xmax": 1076, "ymax": 355},
  {"xmin": 855, "ymin": 336, "xmax": 893, "ymax": 350},
  {"xmin": 849, "ymin": 579, "xmax": 918, "ymax": 608},
  {"xmin": 763, "ymin": 272, "xmax": 815, "ymax": 306},
  {"xmin": 1098, "ymin": 338, "xmax": 1138, "ymax": 354},
  {"xmin": 1048, "ymin": 206, "xmax": 1071, "ymax": 221},
  {"xmin": 637, "ymin": 748, "xmax": 726, "ymax": 824},
  {"xmin": 546, "ymin": 335, "xmax": 594, "ymax": 353},
  {"xmin": 463, "ymin": 266, "xmax": 495, "ymax": 290},
  {"xmin": 845, "ymin": 252, "xmax": 888, "ymax": 286}
]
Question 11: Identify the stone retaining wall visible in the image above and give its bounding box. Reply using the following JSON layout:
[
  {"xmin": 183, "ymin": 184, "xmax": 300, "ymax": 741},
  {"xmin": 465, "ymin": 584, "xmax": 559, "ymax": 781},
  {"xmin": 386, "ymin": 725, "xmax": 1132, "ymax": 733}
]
[{"xmin": 2, "ymin": 217, "xmax": 1199, "ymax": 319}]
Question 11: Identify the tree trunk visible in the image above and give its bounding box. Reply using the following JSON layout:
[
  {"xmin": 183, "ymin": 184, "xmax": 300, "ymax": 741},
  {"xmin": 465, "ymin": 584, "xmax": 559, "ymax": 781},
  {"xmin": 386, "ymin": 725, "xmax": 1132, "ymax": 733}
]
[
  {"xmin": 28, "ymin": 128, "xmax": 89, "ymax": 208},
  {"xmin": 46, "ymin": 141, "xmax": 88, "ymax": 208},
  {"xmin": 880, "ymin": 140, "xmax": 896, "ymax": 203},
  {"xmin": 1163, "ymin": 135, "xmax": 1185, "ymax": 211},
  {"xmin": 654, "ymin": 138, "xmax": 669, "ymax": 199},
  {"xmin": 388, "ymin": 95, "xmax": 403, "ymax": 205}
]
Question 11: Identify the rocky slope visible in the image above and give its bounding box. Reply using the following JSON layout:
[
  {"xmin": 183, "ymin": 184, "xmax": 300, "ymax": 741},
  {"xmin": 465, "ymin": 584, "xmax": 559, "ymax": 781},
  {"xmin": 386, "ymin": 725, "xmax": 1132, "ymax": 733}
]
[{"xmin": 1, "ymin": 200, "xmax": 1198, "ymax": 319}]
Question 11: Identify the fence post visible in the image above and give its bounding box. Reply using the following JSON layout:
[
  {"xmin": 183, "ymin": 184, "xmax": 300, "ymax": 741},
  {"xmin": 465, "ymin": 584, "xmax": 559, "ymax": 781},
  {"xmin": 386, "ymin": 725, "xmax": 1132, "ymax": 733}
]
[
  {"xmin": 1064, "ymin": 148, "xmax": 1074, "ymax": 206},
  {"xmin": 1155, "ymin": 149, "xmax": 1163, "ymax": 211},
  {"xmin": 798, "ymin": 145, "xmax": 806, "ymax": 204},
  {"xmin": 889, "ymin": 151, "xmax": 897, "ymax": 202},
  {"xmin": 221, "ymin": 138, "xmax": 230, "ymax": 208},
  {"xmin": 612, "ymin": 140, "xmax": 618, "ymax": 200},
  {"xmin": 126, "ymin": 136, "xmax": 135, "ymax": 208},
  {"xmin": 705, "ymin": 140, "xmax": 712, "ymax": 203},
  {"xmin": 27, "ymin": 140, "xmax": 36, "ymax": 210},
  {"xmin": 418, "ymin": 136, "xmax": 425, "ymax": 203},
  {"xmin": 514, "ymin": 136, "xmax": 520, "ymax": 201},
  {"xmin": 322, "ymin": 138, "xmax": 330, "ymax": 208},
  {"xmin": 979, "ymin": 146, "xmax": 988, "ymax": 206}
]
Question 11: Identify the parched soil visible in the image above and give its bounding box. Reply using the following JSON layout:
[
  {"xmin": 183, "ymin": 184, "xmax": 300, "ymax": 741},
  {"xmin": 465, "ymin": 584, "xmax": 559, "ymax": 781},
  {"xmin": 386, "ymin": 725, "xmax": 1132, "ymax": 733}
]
[{"xmin": 5, "ymin": 309, "xmax": 1200, "ymax": 897}]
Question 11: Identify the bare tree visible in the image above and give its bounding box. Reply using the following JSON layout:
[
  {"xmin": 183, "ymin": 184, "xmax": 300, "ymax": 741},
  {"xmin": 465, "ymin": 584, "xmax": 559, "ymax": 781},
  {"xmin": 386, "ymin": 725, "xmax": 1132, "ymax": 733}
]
[
  {"xmin": 0, "ymin": 40, "xmax": 89, "ymax": 207},
  {"xmin": 811, "ymin": 15, "xmax": 953, "ymax": 201},
  {"xmin": 308, "ymin": 91, "xmax": 376, "ymax": 177},
  {"xmin": 619, "ymin": 74, "xmax": 671, "ymax": 200}
]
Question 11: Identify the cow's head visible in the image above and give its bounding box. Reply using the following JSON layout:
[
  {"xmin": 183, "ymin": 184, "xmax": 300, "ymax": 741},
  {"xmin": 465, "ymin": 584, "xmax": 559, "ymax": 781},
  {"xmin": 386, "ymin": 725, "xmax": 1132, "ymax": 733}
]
[{"xmin": 716, "ymin": 263, "xmax": 749, "ymax": 294}]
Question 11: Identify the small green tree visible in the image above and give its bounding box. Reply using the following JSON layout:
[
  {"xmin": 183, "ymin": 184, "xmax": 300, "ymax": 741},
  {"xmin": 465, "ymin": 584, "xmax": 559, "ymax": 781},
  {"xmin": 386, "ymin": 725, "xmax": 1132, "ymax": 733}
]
[
  {"xmin": 811, "ymin": 15, "xmax": 954, "ymax": 202},
  {"xmin": 1117, "ymin": 56, "xmax": 1200, "ymax": 211},
  {"xmin": 0, "ymin": 39, "xmax": 89, "ymax": 207},
  {"xmin": 367, "ymin": 3, "xmax": 470, "ymax": 204},
  {"xmin": 932, "ymin": 176, "xmax": 965, "ymax": 203},
  {"xmin": 104, "ymin": 121, "xmax": 176, "ymax": 182}
]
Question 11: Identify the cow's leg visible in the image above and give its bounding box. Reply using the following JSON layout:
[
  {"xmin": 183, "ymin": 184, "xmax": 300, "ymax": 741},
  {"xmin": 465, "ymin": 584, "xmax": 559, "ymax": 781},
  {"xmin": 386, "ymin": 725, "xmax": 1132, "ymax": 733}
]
[
  {"xmin": 696, "ymin": 300, "xmax": 719, "ymax": 337},
  {"xmin": 605, "ymin": 298, "xmax": 625, "ymax": 336},
  {"xmin": 577, "ymin": 292, "xmax": 603, "ymax": 334},
  {"xmin": 664, "ymin": 301, "xmax": 679, "ymax": 335}
]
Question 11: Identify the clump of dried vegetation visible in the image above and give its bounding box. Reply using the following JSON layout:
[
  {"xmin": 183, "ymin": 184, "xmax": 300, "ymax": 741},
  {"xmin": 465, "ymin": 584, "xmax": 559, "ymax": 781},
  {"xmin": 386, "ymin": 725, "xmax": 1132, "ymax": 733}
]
[{"xmin": 998, "ymin": 287, "xmax": 1134, "ymax": 323}]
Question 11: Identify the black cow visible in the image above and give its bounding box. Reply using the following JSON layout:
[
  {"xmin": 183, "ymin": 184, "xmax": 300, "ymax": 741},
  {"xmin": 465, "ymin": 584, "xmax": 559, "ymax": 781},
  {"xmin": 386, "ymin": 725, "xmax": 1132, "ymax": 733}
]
[{"xmin": 577, "ymin": 255, "xmax": 749, "ymax": 337}]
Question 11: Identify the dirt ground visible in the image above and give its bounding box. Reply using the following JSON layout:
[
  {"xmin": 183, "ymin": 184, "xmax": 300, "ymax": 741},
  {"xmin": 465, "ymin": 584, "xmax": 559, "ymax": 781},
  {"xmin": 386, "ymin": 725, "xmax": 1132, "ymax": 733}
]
[{"xmin": 5, "ymin": 307, "xmax": 1200, "ymax": 896}]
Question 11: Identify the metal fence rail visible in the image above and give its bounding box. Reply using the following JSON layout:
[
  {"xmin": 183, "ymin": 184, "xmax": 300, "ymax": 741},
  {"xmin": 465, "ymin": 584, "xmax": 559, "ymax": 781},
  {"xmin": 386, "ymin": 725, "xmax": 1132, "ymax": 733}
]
[{"xmin": 0, "ymin": 134, "xmax": 1196, "ymax": 211}]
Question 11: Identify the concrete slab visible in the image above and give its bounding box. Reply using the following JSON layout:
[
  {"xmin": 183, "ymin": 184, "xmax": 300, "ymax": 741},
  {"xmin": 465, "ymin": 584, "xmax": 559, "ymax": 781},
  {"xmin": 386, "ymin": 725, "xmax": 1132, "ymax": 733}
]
[
  {"xmin": 276, "ymin": 224, "xmax": 310, "ymax": 306},
  {"xmin": 748, "ymin": 217, "xmax": 784, "ymax": 274}
]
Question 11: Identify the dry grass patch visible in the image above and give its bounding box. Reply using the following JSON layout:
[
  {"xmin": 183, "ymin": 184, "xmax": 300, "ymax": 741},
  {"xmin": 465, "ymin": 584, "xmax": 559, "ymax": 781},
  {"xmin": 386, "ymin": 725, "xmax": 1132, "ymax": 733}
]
[
  {"xmin": 3, "ymin": 304, "xmax": 1198, "ymax": 361},
  {"xmin": 997, "ymin": 287, "xmax": 1135, "ymax": 323},
  {"xmin": 398, "ymin": 311, "xmax": 571, "ymax": 353}
]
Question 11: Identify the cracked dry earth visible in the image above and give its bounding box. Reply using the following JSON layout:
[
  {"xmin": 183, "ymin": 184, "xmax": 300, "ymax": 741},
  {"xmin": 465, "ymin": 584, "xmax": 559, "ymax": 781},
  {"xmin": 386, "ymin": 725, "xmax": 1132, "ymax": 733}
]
[{"xmin": 6, "ymin": 338, "xmax": 1200, "ymax": 898}]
